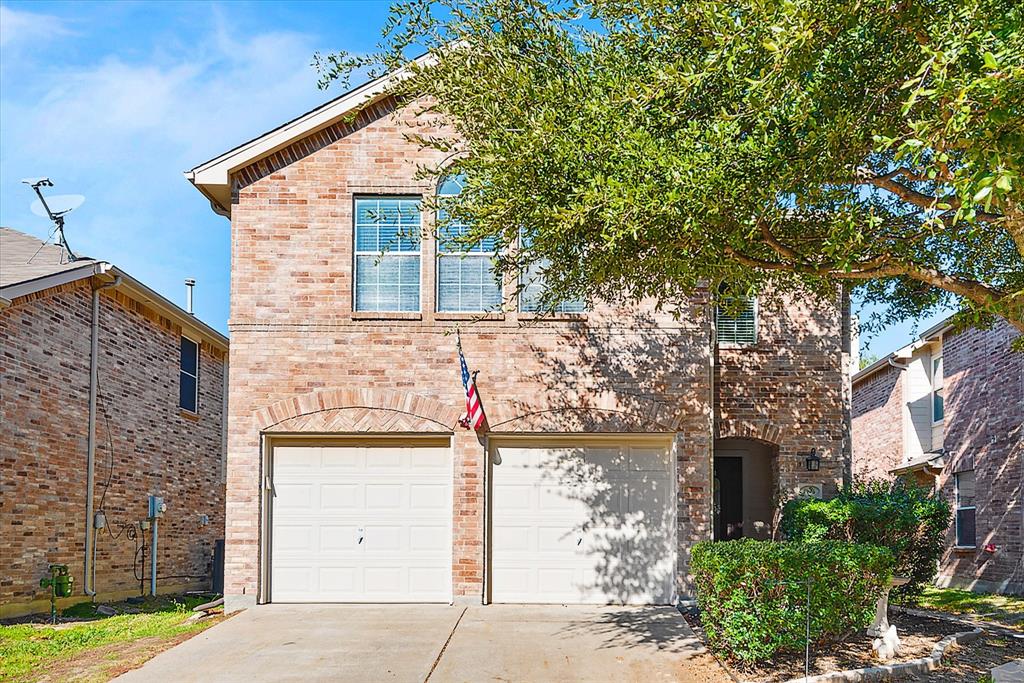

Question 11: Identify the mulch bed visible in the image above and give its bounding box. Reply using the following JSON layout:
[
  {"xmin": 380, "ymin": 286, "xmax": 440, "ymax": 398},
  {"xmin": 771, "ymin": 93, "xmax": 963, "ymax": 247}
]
[
  {"xmin": 894, "ymin": 631, "xmax": 1024, "ymax": 681},
  {"xmin": 684, "ymin": 611, "xmax": 966, "ymax": 682}
]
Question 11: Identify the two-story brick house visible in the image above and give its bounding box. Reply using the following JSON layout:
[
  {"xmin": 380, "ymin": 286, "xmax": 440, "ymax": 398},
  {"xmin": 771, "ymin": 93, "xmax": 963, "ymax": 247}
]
[
  {"xmin": 187, "ymin": 67, "xmax": 851, "ymax": 612},
  {"xmin": 852, "ymin": 318, "xmax": 1023, "ymax": 595},
  {"xmin": 0, "ymin": 227, "xmax": 228, "ymax": 617}
]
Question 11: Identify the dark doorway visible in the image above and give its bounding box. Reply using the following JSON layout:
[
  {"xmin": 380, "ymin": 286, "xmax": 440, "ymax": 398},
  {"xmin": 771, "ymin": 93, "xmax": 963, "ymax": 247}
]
[{"xmin": 714, "ymin": 457, "xmax": 743, "ymax": 540}]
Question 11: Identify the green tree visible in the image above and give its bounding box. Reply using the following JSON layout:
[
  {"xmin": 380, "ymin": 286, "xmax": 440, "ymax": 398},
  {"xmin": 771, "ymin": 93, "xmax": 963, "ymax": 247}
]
[{"xmin": 318, "ymin": 0, "xmax": 1024, "ymax": 337}]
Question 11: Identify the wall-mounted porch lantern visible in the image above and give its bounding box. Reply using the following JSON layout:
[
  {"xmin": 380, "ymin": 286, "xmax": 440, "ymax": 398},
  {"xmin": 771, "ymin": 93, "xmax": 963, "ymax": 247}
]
[{"xmin": 804, "ymin": 449, "xmax": 821, "ymax": 472}]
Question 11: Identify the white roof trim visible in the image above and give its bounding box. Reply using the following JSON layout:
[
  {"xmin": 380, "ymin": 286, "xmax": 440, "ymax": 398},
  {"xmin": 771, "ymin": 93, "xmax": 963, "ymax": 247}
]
[
  {"xmin": 852, "ymin": 316, "xmax": 953, "ymax": 384},
  {"xmin": 1, "ymin": 261, "xmax": 228, "ymax": 351},
  {"xmin": 185, "ymin": 53, "xmax": 434, "ymax": 215}
]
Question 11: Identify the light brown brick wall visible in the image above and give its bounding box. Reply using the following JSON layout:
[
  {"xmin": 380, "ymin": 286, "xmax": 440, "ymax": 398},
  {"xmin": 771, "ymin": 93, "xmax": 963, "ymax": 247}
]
[
  {"xmin": 937, "ymin": 321, "xmax": 1023, "ymax": 594},
  {"xmin": 224, "ymin": 99, "xmax": 845, "ymax": 605},
  {"xmin": 0, "ymin": 280, "xmax": 226, "ymax": 613},
  {"xmin": 851, "ymin": 363, "xmax": 904, "ymax": 479},
  {"xmin": 716, "ymin": 292, "xmax": 848, "ymax": 513}
]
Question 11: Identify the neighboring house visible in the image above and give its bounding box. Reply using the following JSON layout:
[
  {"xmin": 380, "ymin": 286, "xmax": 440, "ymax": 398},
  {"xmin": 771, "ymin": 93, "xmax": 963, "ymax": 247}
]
[
  {"xmin": 0, "ymin": 228, "xmax": 229, "ymax": 618},
  {"xmin": 852, "ymin": 318, "xmax": 1023, "ymax": 595},
  {"xmin": 186, "ymin": 67, "xmax": 851, "ymax": 612}
]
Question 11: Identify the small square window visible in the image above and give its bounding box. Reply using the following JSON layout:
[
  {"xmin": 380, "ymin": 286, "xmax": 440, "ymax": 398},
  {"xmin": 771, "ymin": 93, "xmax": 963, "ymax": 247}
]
[
  {"xmin": 717, "ymin": 297, "xmax": 757, "ymax": 346},
  {"xmin": 179, "ymin": 337, "xmax": 199, "ymax": 413}
]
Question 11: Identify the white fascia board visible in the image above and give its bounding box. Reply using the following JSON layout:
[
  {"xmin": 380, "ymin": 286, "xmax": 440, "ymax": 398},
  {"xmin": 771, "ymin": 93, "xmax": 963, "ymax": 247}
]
[
  {"xmin": 185, "ymin": 53, "xmax": 435, "ymax": 212},
  {"xmin": 0, "ymin": 262, "xmax": 107, "ymax": 300}
]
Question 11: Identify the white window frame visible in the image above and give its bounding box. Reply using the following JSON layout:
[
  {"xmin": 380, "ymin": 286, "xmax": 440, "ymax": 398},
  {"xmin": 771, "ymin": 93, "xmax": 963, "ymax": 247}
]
[
  {"xmin": 435, "ymin": 179, "xmax": 501, "ymax": 313},
  {"xmin": 353, "ymin": 196, "xmax": 422, "ymax": 312},
  {"xmin": 716, "ymin": 296, "xmax": 758, "ymax": 347},
  {"xmin": 931, "ymin": 353, "xmax": 944, "ymax": 425},
  {"xmin": 179, "ymin": 335, "xmax": 199, "ymax": 414},
  {"xmin": 954, "ymin": 471, "xmax": 976, "ymax": 549}
]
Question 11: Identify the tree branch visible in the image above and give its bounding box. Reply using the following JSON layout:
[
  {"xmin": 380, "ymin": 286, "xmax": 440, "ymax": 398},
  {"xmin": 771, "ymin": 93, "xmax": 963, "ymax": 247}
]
[{"xmin": 854, "ymin": 166, "xmax": 1004, "ymax": 222}]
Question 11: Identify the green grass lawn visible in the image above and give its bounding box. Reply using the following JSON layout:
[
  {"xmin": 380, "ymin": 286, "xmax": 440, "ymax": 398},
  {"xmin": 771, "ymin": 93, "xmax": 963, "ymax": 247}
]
[
  {"xmin": 917, "ymin": 586, "xmax": 1024, "ymax": 628},
  {"xmin": 0, "ymin": 595, "xmax": 223, "ymax": 683}
]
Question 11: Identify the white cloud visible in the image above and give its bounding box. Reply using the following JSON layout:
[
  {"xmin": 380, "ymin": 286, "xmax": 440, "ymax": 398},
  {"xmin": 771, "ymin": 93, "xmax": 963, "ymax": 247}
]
[
  {"xmin": 0, "ymin": 19, "xmax": 331, "ymax": 330},
  {"xmin": 0, "ymin": 5, "xmax": 72, "ymax": 48}
]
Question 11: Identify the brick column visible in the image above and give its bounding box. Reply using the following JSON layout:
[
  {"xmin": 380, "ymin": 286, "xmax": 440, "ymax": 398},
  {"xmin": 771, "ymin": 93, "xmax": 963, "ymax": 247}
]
[{"xmin": 452, "ymin": 429, "xmax": 485, "ymax": 603}]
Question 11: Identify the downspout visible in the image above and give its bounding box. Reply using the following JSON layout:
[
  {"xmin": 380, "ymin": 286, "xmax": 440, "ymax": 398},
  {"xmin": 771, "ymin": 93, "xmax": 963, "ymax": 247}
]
[
  {"xmin": 840, "ymin": 286, "xmax": 853, "ymax": 491},
  {"xmin": 84, "ymin": 269, "xmax": 121, "ymax": 597}
]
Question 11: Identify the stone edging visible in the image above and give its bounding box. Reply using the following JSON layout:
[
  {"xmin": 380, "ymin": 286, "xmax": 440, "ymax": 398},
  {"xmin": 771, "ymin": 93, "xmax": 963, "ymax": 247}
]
[{"xmin": 773, "ymin": 627, "xmax": 983, "ymax": 683}]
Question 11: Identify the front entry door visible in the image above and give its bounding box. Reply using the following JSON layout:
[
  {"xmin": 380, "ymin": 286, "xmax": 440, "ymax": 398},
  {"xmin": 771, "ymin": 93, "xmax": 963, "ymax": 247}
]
[{"xmin": 714, "ymin": 457, "xmax": 743, "ymax": 540}]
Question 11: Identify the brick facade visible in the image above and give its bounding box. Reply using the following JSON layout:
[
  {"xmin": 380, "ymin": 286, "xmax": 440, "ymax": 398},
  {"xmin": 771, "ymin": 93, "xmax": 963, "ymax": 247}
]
[
  {"xmin": 936, "ymin": 322, "xmax": 1023, "ymax": 594},
  {"xmin": 216, "ymin": 97, "xmax": 847, "ymax": 609},
  {"xmin": 851, "ymin": 364, "xmax": 903, "ymax": 479},
  {"xmin": 852, "ymin": 320, "xmax": 1023, "ymax": 595},
  {"xmin": 0, "ymin": 279, "xmax": 227, "ymax": 617}
]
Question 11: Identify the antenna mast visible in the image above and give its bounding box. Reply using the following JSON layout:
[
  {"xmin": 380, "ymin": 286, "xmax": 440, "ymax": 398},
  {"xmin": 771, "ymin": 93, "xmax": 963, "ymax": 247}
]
[{"xmin": 22, "ymin": 178, "xmax": 84, "ymax": 262}]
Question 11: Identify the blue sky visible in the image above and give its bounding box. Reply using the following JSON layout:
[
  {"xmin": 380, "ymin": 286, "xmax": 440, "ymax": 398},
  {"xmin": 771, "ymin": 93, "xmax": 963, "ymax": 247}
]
[{"xmin": 0, "ymin": 0, "xmax": 948, "ymax": 356}]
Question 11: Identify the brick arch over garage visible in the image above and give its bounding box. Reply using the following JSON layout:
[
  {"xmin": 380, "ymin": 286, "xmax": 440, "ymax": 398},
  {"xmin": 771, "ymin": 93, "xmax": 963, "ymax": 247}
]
[{"xmin": 254, "ymin": 388, "xmax": 462, "ymax": 433}]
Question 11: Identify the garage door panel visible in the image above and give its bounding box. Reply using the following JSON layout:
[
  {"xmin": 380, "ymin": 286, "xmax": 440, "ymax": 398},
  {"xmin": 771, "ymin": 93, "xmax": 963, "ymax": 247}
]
[
  {"xmin": 491, "ymin": 441, "xmax": 674, "ymax": 605},
  {"xmin": 271, "ymin": 441, "xmax": 452, "ymax": 603}
]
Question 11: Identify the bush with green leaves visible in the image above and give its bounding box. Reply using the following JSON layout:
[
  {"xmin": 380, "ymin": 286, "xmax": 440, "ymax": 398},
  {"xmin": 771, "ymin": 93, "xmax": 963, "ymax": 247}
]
[
  {"xmin": 691, "ymin": 539, "xmax": 894, "ymax": 664},
  {"xmin": 781, "ymin": 478, "xmax": 951, "ymax": 602}
]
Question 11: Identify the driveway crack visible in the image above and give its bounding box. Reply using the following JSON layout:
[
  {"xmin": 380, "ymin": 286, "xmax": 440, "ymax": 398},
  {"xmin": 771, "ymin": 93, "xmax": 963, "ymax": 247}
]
[{"xmin": 423, "ymin": 606, "xmax": 467, "ymax": 682}]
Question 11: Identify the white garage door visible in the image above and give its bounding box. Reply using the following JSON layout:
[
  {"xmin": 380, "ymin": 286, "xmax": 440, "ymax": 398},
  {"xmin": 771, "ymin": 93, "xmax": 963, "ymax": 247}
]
[
  {"xmin": 490, "ymin": 439, "xmax": 675, "ymax": 605},
  {"xmin": 270, "ymin": 441, "xmax": 451, "ymax": 602}
]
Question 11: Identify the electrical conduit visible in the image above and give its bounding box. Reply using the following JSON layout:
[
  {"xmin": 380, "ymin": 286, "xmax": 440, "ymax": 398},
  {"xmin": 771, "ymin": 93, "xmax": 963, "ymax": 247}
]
[{"xmin": 84, "ymin": 269, "xmax": 120, "ymax": 598}]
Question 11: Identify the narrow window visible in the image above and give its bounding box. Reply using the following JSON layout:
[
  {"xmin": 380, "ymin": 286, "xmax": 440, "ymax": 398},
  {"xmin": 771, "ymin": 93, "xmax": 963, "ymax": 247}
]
[
  {"xmin": 180, "ymin": 336, "xmax": 199, "ymax": 413},
  {"xmin": 932, "ymin": 354, "xmax": 944, "ymax": 422},
  {"xmin": 716, "ymin": 296, "xmax": 757, "ymax": 346},
  {"xmin": 436, "ymin": 176, "xmax": 501, "ymax": 312},
  {"xmin": 955, "ymin": 470, "xmax": 976, "ymax": 548},
  {"xmin": 354, "ymin": 197, "xmax": 421, "ymax": 312},
  {"xmin": 517, "ymin": 231, "xmax": 585, "ymax": 313}
]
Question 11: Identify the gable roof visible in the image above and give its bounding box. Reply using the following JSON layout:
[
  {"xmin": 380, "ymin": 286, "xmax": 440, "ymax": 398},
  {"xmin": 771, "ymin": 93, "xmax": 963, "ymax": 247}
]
[
  {"xmin": 186, "ymin": 54, "xmax": 432, "ymax": 217},
  {"xmin": 852, "ymin": 316, "xmax": 952, "ymax": 385},
  {"xmin": 1, "ymin": 225, "xmax": 101, "ymax": 289},
  {"xmin": 0, "ymin": 227, "xmax": 228, "ymax": 351}
]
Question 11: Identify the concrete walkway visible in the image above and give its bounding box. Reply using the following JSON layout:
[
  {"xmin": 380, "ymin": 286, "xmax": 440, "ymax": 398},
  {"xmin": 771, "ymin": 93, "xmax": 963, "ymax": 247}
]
[{"xmin": 115, "ymin": 604, "xmax": 706, "ymax": 682}]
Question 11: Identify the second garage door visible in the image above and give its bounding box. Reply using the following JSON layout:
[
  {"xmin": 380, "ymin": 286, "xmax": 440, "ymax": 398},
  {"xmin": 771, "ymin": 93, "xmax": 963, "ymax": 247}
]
[
  {"xmin": 490, "ymin": 439, "xmax": 675, "ymax": 605},
  {"xmin": 270, "ymin": 440, "xmax": 451, "ymax": 603}
]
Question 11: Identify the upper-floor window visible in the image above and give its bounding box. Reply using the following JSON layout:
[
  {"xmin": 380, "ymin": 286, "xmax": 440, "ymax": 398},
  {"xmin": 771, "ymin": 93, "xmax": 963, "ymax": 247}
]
[
  {"xmin": 932, "ymin": 354, "xmax": 944, "ymax": 423},
  {"xmin": 716, "ymin": 296, "xmax": 757, "ymax": 346},
  {"xmin": 517, "ymin": 230, "xmax": 585, "ymax": 313},
  {"xmin": 954, "ymin": 470, "xmax": 975, "ymax": 548},
  {"xmin": 354, "ymin": 197, "xmax": 421, "ymax": 312},
  {"xmin": 180, "ymin": 336, "xmax": 199, "ymax": 413},
  {"xmin": 436, "ymin": 176, "xmax": 501, "ymax": 312}
]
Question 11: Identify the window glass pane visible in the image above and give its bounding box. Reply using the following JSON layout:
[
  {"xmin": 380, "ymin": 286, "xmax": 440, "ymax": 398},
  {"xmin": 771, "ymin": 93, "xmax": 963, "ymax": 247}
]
[
  {"xmin": 179, "ymin": 372, "xmax": 197, "ymax": 412},
  {"xmin": 956, "ymin": 471, "xmax": 975, "ymax": 507},
  {"xmin": 717, "ymin": 297, "xmax": 757, "ymax": 345},
  {"xmin": 354, "ymin": 198, "xmax": 421, "ymax": 312},
  {"xmin": 933, "ymin": 388, "xmax": 944, "ymax": 421},
  {"xmin": 956, "ymin": 508, "xmax": 976, "ymax": 547},
  {"xmin": 180, "ymin": 337, "xmax": 198, "ymax": 376},
  {"xmin": 518, "ymin": 258, "xmax": 584, "ymax": 312},
  {"xmin": 438, "ymin": 255, "xmax": 500, "ymax": 312},
  {"xmin": 438, "ymin": 175, "xmax": 464, "ymax": 196}
]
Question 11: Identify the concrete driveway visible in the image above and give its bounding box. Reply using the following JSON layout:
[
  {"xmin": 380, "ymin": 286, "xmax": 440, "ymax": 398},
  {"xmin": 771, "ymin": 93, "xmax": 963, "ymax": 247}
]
[{"xmin": 115, "ymin": 604, "xmax": 717, "ymax": 682}]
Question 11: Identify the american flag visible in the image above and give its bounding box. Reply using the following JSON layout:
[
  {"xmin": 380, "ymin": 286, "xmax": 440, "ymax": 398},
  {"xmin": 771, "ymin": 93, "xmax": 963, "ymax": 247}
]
[{"xmin": 457, "ymin": 333, "xmax": 485, "ymax": 430}]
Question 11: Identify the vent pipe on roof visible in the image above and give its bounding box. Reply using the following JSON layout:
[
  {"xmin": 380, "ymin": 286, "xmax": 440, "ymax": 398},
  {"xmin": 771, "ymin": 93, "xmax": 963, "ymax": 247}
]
[{"xmin": 185, "ymin": 279, "xmax": 196, "ymax": 315}]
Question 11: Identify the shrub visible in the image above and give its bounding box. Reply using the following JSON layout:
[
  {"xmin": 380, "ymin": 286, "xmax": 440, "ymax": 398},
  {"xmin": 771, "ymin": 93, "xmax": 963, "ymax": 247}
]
[
  {"xmin": 691, "ymin": 539, "xmax": 894, "ymax": 664},
  {"xmin": 781, "ymin": 478, "xmax": 950, "ymax": 602}
]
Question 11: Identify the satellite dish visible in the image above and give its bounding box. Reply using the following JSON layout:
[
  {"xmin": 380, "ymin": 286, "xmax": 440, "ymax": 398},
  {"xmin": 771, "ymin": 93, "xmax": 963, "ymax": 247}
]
[{"xmin": 31, "ymin": 194, "xmax": 84, "ymax": 219}]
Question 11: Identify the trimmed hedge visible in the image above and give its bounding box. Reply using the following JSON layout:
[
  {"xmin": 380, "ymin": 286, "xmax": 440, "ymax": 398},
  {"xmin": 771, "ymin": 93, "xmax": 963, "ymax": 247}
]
[
  {"xmin": 691, "ymin": 539, "xmax": 894, "ymax": 663},
  {"xmin": 781, "ymin": 478, "xmax": 950, "ymax": 602}
]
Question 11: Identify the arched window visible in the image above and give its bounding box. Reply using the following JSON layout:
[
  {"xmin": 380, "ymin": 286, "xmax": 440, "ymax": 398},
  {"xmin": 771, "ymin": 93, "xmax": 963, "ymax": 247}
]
[{"xmin": 436, "ymin": 175, "xmax": 501, "ymax": 312}]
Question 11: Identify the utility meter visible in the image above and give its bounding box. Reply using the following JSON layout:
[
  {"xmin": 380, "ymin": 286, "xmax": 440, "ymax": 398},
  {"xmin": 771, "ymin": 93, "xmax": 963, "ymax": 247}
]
[{"xmin": 148, "ymin": 495, "xmax": 166, "ymax": 519}]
